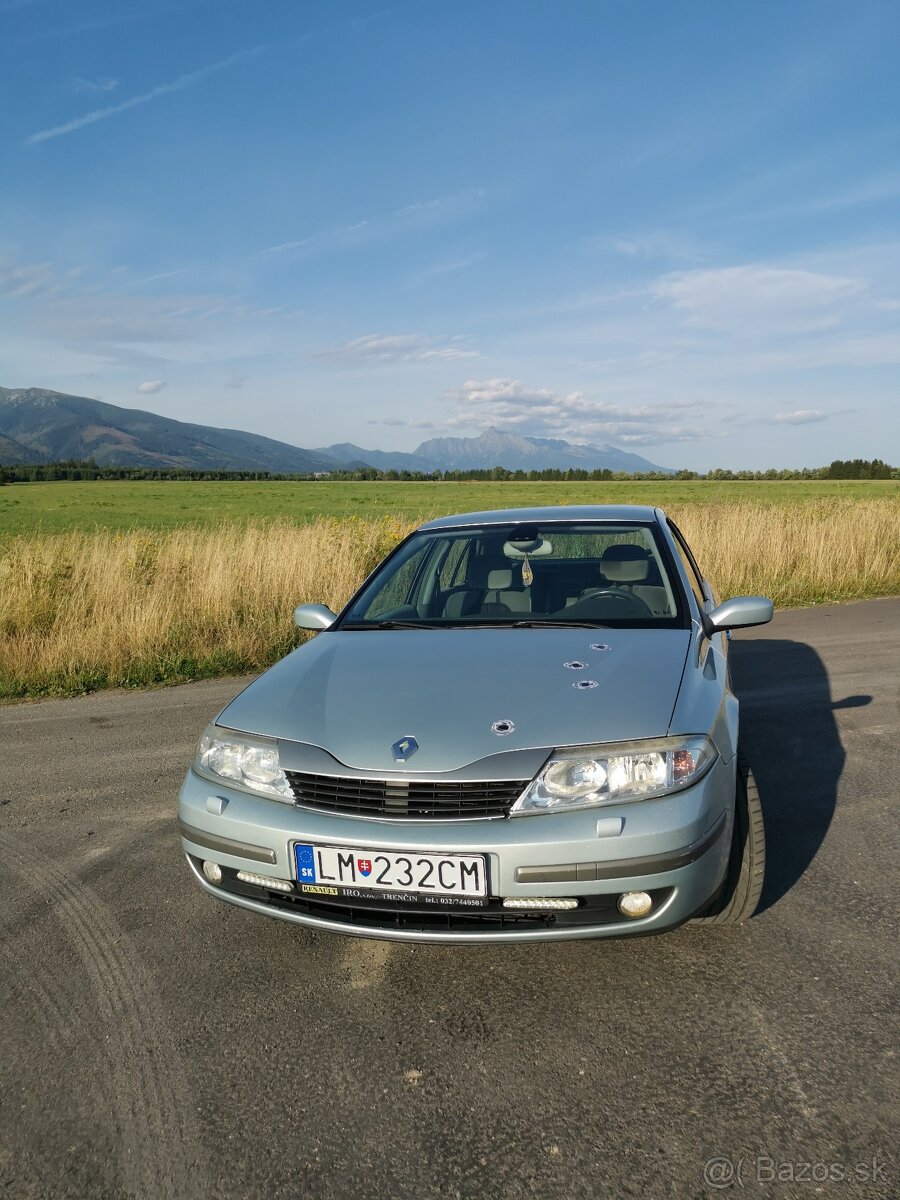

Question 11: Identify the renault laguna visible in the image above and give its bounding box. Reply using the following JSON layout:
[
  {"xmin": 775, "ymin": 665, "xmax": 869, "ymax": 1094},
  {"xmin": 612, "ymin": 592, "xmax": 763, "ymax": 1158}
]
[{"xmin": 179, "ymin": 506, "xmax": 772, "ymax": 942}]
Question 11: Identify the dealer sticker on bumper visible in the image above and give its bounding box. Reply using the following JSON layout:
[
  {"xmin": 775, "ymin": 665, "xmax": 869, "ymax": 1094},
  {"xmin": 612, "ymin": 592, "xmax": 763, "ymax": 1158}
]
[{"xmin": 294, "ymin": 843, "xmax": 488, "ymax": 905}]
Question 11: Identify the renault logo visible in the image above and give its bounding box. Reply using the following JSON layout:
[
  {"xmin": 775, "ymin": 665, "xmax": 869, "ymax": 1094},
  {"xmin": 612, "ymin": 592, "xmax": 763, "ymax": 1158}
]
[{"xmin": 392, "ymin": 735, "xmax": 418, "ymax": 762}]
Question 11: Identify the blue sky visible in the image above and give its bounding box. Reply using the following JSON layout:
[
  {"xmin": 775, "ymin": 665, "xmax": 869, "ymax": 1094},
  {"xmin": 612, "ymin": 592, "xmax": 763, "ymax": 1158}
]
[{"xmin": 1, "ymin": 0, "xmax": 899, "ymax": 469}]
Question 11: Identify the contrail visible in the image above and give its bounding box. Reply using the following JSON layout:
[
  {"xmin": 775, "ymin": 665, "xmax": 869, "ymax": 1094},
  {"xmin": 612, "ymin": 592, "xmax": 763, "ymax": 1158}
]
[{"xmin": 25, "ymin": 47, "xmax": 264, "ymax": 145}]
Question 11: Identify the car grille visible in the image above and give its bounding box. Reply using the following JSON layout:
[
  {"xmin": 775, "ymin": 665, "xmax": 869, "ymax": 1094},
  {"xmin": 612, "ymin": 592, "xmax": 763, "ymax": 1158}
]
[{"xmin": 283, "ymin": 771, "xmax": 528, "ymax": 819}]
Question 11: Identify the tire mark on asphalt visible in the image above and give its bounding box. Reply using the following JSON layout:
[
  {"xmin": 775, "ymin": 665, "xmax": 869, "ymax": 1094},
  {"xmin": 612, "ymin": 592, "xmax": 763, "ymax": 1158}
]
[
  {"xmin": 743, "ymin": 999, "xmax": 818, "ymax": 1123},
  {"xmin": 0, "ymin": 830, "xmax": 208, "ymax": 1200}
]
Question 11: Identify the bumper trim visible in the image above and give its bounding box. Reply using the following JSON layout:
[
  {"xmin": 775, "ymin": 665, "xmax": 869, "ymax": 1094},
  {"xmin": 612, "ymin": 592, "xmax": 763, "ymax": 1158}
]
[
  {"xmin": 515, "ymin": 810, "xmax": 727, "ymax": 884},
  {"xmin": 184, "ymin": 855, "xmax": 681, "ymax": 943},
  {"xmin": 178, "ymin": 818, "xmax": 277, "ymax": 865}
]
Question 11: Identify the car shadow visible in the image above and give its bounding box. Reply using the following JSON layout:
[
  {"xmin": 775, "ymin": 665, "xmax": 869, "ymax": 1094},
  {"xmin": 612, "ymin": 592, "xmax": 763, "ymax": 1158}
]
[{"xmin": 728, "ymin": 636, "xmax": 870, "ymax": 914}]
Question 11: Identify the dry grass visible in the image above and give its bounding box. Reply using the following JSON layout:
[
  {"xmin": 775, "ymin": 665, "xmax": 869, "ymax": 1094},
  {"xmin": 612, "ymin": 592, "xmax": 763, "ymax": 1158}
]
[
  {"xmin": 0, "ymin": 516, "xmax": 414, "ymax": 699},
  {"xmin": 1, "ymin": 500, "xmax": 897, "ymax": 698},
  {"xmin": 669, "ymin": 498, "xmax": 899, "ymax": 606}
]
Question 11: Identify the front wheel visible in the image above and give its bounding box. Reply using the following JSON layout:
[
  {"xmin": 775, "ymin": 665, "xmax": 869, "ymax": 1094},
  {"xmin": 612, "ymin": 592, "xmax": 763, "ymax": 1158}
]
[{"xmin": 694, "ymin": 751, "xmax": 765, "ymax": 925}]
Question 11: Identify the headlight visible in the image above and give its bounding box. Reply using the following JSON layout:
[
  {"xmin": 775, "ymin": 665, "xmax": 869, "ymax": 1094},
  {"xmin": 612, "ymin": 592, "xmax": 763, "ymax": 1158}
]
[
  {"xmin": 194, "ymin": 727, "xmax": 294, "ymax": 802},
  {"xmin": 510, "ymin": 735, "xmax": 716, "ymax": 815}
]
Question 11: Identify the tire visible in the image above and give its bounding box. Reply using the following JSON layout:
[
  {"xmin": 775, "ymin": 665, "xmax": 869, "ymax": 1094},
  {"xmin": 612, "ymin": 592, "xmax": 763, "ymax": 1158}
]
[{"xmin": 694, "ymin": 751, "xmax": 765, "ymax": 925}]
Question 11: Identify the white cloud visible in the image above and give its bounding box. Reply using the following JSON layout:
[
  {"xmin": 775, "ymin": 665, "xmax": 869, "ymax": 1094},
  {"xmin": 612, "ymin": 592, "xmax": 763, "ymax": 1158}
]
[
  {"xmin": 771, "ymin": 409, "xmax": 827, "ymax": 425},
  {"xmin": 316, "ymin": 333, "xmax": 479, "ymax": 365},
  {"xmin": 137, "ymin": 379, "xmax": 166, "ymax": 394},
  {"xmin": 367, "ymin": 416, "xmax": 437, "ymax": 430},
  {"xmin": 259, "ymin": 189, "xmax": 484, "ymax": 256},
  {"xmin": 72, "ymin": 77, "xmax": 119, "ymax": 95},
  {"xmin": 592, "ymin": 230, "xmax": 704, "ymax": 261},
  {"xmin": 726, "ymin": 174, "xmax": 900, "ymax": 226},
  {"xmin": 260, "ymin": 238, "xmax": 314, "ymax": 256},
  {"xmin": 655, "ymin": 265, "xmax": 864, "ymax": 336},
  {"xmin": 754, "ymin": 332, "xmax": 900, "ymax": 370},
  {"xmin": 26, "ymin": 47, "xmax": 264, "ymax": 144},
  {"xmin": 0, "ymin": 261, "xmax": 58, "ymax": 298},
  {"xmin": 0, "ymin": 252, "xmax": 299, "ymax": 380},
  {"xmin": 418, "ymin": 251, "xmax": 488, "ymax": 278},
  {"xmin": 32, "ymin": 294, "xmax": 198, "ymax": 346},
  {"xmin": 444, "ymin": 378, "xmax": 704, "ymax": 446},
  {"xmin": 133, "ymin": 268, "xmax": 190, "ymax": 285}
]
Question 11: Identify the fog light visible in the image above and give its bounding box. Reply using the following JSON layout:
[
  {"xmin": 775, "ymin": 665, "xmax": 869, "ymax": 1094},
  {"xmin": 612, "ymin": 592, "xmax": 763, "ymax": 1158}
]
[
  {"xmin": 502, "ymin": 897, "xmax": 579, "ymax": 910},
  {"xmin": 202, "ymin": 860, "xmax": 223, "ymax": 885},
  {"xmin": 236, "ymin": 870, "xmax": 294, "ymax": 893},
  {"xmin": 617, "ymin": 890, "xmax": 653, "ymax": 918}
]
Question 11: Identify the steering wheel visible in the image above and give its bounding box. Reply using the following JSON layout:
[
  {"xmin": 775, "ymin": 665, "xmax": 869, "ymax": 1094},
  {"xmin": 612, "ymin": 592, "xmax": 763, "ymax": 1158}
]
[{"xmin": 578, "ymin": 588, "xmax": 653, "ymax": 617}]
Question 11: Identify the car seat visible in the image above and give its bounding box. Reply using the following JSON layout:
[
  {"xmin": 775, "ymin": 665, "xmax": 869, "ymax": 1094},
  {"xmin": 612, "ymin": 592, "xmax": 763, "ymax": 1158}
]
[
  {"xmin": 582, "ymin": 545, "xmax": 671, "ymax": 616},
  {"xmin": 442, "ymin": 559, "xmax": 531, "ymax": 617},
  {"xmin": 482, "ymin": 567, "xmax": 532, "ymax": 613}
]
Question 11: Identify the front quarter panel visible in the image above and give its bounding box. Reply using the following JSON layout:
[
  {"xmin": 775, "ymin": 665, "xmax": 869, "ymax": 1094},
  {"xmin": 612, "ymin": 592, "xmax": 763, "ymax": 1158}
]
[{"xmin": 668, "ymin": 623, "xmax": 738, "ymax": 765}]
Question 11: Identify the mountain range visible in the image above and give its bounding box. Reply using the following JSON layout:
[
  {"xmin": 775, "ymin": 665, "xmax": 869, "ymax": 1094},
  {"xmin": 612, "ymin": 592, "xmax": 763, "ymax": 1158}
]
[
  {"xmin": 0, "ymin": 387, "xmax": 673, "ymax": 474},
  {"xmin": 415, "ymin": 429, "xmax": 669, "ymax": 473},
  {"xmin": 0, "ymin": 387, "xmax": 336, "ymax": 473}
]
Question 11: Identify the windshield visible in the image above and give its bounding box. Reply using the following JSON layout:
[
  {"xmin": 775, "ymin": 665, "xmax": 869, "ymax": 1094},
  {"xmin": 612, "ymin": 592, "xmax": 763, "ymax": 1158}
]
[{"xmin": 340, "ymin": 522, "xmax": 687, "ymax": 629}]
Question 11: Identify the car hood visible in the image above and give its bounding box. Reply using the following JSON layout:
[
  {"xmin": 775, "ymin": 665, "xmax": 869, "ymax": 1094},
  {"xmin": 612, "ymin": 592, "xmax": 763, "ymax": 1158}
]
[{"xmin": 218, "ymin": 628, "xmax": 691, "ymax": 774}]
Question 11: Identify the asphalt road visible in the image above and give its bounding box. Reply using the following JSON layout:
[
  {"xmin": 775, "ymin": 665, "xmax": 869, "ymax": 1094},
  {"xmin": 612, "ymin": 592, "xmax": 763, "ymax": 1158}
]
[{"xmin": 1, "ymin": 599, "xmax": 897, "ymax": 1199}]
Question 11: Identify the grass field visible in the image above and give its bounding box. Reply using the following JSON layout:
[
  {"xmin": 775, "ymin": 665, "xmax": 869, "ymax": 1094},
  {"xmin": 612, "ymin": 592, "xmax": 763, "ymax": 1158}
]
[
  {"xmin": 1, "ymin": 478, "xmax": 897, "ymax": 534},
  {"xmin": 1, "ymin": 480, "xmax": 898, "ymax": 698}
]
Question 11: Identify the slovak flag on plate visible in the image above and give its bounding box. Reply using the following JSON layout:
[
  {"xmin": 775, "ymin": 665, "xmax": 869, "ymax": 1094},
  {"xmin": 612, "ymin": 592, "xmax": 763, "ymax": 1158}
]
[{"xmin": 357, "ymin": 858, "xmax": 373, "ymax": 877}]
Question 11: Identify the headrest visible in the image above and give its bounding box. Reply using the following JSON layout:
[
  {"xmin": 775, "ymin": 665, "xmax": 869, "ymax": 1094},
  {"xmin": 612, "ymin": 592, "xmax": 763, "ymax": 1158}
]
[
  {"xmin": 601, "ymin": 545, "xmax": 649, "ymax": 582},
  {"xmin": 470, "ymin": 557, "xmax": 506, "ymax": 587},
  {"xmin": 486, "ymin": 568, "xmax": 513, "ymax": 590}
]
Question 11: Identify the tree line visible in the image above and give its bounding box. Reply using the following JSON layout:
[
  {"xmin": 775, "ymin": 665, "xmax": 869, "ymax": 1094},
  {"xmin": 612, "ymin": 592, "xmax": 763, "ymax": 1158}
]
[{"xmin": 0, "ymin": 457, "xmax": 896, "ymax": 484}]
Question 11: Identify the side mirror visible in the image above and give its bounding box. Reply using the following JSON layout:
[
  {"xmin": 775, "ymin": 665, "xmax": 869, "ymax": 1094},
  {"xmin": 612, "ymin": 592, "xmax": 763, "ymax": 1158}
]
[
  {"xmin": 704, "ymin": 595, "xmax": 774, "ymax": 633},
  {"xmin": 293, "ymin": 603, "xmax": 337, "ymax": 631}
]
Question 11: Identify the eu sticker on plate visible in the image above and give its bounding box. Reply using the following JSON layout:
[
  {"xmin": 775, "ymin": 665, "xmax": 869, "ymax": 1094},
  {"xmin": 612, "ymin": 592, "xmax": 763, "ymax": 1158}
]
[{"xmin": 294, "ymin": 843, "xmax": 317, "ymax": 884}]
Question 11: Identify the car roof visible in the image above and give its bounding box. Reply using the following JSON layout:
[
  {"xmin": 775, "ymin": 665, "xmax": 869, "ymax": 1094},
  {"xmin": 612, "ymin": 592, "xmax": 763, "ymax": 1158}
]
[{"xmin": 419, "ymin": 504, "xmax": 664, "ymax": 530}]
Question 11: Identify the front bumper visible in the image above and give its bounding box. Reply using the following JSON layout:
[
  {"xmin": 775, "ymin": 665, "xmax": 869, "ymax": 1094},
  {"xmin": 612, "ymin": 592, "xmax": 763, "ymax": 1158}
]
[{"xmin": 178, "ymin": 758, "xmax": 734, "ymax": 943}]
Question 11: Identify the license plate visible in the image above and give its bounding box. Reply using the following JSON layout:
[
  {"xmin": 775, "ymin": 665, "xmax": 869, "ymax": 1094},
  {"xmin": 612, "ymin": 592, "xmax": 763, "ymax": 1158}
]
[{"xmin": 293, "ymin": 843, "xmax": 488, "ymax": 905}]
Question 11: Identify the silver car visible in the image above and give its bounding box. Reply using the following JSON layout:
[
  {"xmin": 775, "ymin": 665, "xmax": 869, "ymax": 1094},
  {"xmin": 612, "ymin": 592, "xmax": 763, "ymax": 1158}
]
[{"xmin": 179, "ymin": 505, "xmax": 772, "ymax": 942}]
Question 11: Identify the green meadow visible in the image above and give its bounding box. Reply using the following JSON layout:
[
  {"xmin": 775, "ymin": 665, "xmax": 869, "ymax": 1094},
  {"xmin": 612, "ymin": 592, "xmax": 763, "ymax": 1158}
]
[{"xmin": 1, "ymin": 478, "xmax": 896, "ymax": 535}]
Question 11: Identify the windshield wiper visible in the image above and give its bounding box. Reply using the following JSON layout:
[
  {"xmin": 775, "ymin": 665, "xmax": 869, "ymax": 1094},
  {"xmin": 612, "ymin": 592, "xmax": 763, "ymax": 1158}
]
[
  {"xmin": 340, "ymin": 619, "xmax": 438, "ymax": 630},
  {"xmin": 510, "ymin": 619, "xmax": 612, "ymax": 629},
  {"xmin": 343, "ymin": 618, "xmax": 611, "ymax": 630},
  {"xmin": 378, "ymin": 619, "xmax": 437, "ymax": 629}
]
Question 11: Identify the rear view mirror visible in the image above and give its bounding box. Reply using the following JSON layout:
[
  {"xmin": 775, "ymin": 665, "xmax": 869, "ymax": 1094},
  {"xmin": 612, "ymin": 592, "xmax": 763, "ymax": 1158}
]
[
  {"xmin": 705, "ymin": 596, "xmax": 774, "ymax": 633},
  {"xmin": 503, "ymin": 538, "xmax": 553, "ymax": 558},
  {"xmin": 293, "ymin": 603, "xmax": 337, "ymax": 631}
]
